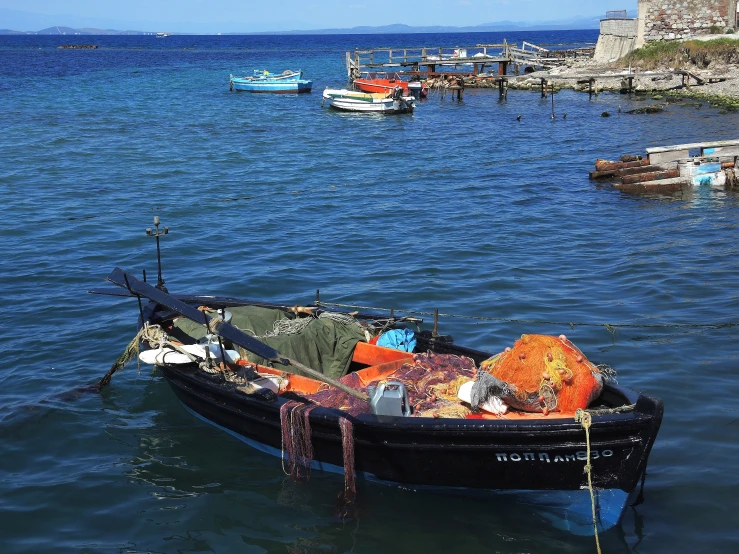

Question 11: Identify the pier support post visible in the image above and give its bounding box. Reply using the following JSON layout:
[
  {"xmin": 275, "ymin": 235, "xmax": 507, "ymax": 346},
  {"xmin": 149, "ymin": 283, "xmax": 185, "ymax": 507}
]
[
  {"xmin": 498, "ymin": 78, "xmax": 508, "ymax": 100},
  {"xmin": 498, "ymin": 61, "xmax": 508, "ymax": 76},
  {"xmin": 541, "ymin": 78, "xmax": 547, "ymax": 98},
  {"xmin": 452, "ymin": 77, "xmax": 464, "ymax": 100}
]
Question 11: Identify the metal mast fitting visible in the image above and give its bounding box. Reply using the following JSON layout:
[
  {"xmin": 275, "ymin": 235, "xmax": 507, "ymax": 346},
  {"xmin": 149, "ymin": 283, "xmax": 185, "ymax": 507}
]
[{"xmin": 145, "ymin": 215, "xmax": 169, "ymax": 292}]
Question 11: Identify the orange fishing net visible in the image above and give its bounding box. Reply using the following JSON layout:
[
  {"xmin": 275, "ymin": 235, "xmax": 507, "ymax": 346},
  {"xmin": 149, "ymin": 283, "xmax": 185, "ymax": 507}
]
[{"xmin": 480, "ymin": 334, "xmax": 603, "ymax": 414}]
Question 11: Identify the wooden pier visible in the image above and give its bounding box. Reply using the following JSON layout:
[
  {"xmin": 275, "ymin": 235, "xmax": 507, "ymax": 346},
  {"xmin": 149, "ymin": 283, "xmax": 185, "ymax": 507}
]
[
  {"xmin": 554, "ymin": 70, "xmax": 722, "ymax": 98},
  {"xmin": 345, "ymin": 41, "xmax": 594, "ymax": 81}
]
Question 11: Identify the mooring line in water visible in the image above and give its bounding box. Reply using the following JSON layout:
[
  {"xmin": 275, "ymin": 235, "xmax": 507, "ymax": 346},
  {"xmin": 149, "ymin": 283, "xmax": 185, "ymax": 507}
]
[
  {"xmin": 575, "ymin": 409, "xmax": 602, "ymax": 554},
  {"xmin": 316, "ymin": 301, "xmax": 739, "ymax": 332}
]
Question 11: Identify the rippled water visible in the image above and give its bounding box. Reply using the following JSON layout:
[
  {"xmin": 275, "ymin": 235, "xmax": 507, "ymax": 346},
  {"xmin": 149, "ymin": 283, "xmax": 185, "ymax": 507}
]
[{"xmin": 1, "ymin": 32, "xmax": 739, "ymax": 553}]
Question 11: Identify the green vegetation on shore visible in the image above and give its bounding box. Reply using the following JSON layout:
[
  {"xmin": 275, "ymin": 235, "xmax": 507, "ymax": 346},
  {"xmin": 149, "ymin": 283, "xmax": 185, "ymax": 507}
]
[
  {"xmin": 623, "ymin": 38, "xmax": 739, "ymax": 70},
  {"xmin": 659, "ymin": 89, "xmax": 739, "ymax": 112}
]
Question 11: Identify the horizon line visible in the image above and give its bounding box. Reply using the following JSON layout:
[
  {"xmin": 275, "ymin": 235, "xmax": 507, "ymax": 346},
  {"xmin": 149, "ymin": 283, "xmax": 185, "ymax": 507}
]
[{"xmin": 0, "ymin": 26, "xmax": 602, "ymax": 36}]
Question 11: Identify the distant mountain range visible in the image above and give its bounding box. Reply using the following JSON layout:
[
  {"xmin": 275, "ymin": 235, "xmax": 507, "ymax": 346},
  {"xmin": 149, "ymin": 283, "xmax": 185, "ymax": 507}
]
[
  {"xmin": 0, "ymin": 26, "xmax": 155, "ymax": 35},
  {"xmin": 0, "ymin": 14, "xmax": 636, "ymax": 36},
  {"xmin": 248, "ymin": 19, "xmax": 608, "ymax": 34}
]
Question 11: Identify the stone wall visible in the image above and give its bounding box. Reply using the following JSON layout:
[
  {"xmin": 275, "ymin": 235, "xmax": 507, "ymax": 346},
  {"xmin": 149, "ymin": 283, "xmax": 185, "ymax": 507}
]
[
  {"xmin": 637, "ymin": 0, "xmax": 737, "ymax": 44},
  {"xmin": 594, "ymin": 18, "xmax": 638, "ymax": 62}
]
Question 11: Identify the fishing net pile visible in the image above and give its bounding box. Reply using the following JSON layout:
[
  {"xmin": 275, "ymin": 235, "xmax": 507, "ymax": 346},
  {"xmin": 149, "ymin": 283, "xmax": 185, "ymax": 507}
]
[
  {"xmin": 299, "ymin": 334, "xmax": 606, "ymax": 417},
  {"xmin": 278, "ymin": 334, "xmax": 608, "ymax": 512},
  {"xmin": 302, "ymin": 352, "xmax": 478, "ymax": 418},
  {"xmin": 279, "ymin": 400, "xmax": 358, "ymax": 517},
  {"xmin": 475, "ymin": 334, "xmax": 605, "ymax": 414}
]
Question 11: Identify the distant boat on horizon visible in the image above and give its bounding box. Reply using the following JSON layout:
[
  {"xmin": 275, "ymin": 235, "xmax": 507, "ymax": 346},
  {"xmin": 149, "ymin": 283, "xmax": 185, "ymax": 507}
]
[{"xmin": 156, "ymin": 32, "xmax": 170, "ymax": 38}]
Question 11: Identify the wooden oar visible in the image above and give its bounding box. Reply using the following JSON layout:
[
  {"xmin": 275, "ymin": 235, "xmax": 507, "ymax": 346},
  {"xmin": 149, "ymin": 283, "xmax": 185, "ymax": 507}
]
[{"xmin": 104, "ymin": 268, "xmax": 369, "ymax": 402}]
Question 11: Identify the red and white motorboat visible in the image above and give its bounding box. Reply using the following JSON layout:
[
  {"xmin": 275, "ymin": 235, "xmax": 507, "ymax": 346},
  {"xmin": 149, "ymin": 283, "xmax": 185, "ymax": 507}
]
[{"xmin": 353, "ymin": 72, "xmax": 428, "ymax": 98}]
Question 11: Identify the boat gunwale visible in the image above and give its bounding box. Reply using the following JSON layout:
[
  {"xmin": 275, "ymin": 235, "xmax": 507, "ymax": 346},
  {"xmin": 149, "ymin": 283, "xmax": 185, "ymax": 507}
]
[
  {"xmin": 158, "ymin": 362, "xmax": 660, "ymax": 434},
  {"xmin": 141, "ymin": 298, "xmax": 662, "ymax": 434}
]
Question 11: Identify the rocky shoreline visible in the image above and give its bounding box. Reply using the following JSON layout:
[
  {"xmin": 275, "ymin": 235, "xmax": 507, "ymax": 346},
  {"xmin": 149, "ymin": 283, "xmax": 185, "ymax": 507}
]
[
  {"xmin": 509, "ymin": 58, "xmax": 739, "ymax": 101},
  {"xmin": 426, "ymin": 55, "xmax": 739, "ymax": 108}
]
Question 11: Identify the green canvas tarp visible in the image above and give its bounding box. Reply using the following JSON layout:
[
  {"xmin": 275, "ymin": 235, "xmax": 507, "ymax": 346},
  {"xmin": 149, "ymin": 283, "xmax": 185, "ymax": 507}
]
[{"xmin": 171, "ymin": 305, "xmax": 366, "ymax": 380}]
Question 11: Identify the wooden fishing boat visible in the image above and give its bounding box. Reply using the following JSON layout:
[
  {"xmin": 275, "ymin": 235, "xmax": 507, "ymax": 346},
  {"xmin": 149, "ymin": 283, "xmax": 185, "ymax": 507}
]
[
  {"xmin": 92, "ymin": 220, "xmax": 662, "ymax": 536},
  {"xmin": 353, "ymin": 72, "xmax": 409, "ymax": 94},
  {"xmin": 229, "ymin": 70, "xmax": 313, "ymax": 93},
  {"xmin": 353, "ymin": 72, "xmax": 428, "ymax": 98},
  {"xmin": 322, "ymin": 87, "xmax": 415, "ymax": 114}
]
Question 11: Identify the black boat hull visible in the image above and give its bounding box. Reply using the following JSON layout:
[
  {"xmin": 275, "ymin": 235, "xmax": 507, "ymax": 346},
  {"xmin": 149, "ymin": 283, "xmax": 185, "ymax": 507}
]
[
  {"xmin": 99, "ymin": 260, "xmax": 664, "ymax": 534},
  {"xmin": 159, "ymin": 364, "xmax": 662, "ymax": 496}
]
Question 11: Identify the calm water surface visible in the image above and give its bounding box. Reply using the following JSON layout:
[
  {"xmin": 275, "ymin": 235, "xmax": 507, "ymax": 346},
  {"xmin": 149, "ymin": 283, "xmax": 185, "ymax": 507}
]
[{"xmin": 1, "ymin": 32, "xmax": 738, "ymax": 553}]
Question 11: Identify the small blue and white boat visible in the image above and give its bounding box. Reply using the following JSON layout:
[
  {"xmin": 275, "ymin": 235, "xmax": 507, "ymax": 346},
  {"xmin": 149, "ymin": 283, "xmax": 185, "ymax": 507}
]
[
  {"xmin": 678, "ymin": 156, "xmax": 727, "ymax": 188},
  {"xmin": 229, "ymin": 70, "xmax": 313, "ymax": 93}
]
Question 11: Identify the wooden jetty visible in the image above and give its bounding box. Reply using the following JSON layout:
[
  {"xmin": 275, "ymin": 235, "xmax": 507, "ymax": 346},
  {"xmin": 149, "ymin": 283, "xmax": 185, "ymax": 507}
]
[
  {"xmin": 557, "ymin": 70, "xmax": 723, "ymax": 98},
  {"xmin": 345, "ymin": 41, "xmax": 594, "ymax": 81},
  {"xmin": 590, "ymin": 139, "xmax": 739, "ymax": 193}
]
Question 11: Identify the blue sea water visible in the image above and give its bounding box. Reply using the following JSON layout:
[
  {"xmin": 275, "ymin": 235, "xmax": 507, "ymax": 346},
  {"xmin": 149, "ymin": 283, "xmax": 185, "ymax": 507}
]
[{"xmin": 1, "ymin": 30, "xmax": 739, "ymax": 553}]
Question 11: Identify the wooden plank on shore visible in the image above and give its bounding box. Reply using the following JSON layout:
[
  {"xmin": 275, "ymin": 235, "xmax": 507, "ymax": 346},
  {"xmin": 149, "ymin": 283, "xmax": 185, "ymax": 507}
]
[{"xmin": 686, "ymin": 71, "xmax": 704, "ymax": 85}]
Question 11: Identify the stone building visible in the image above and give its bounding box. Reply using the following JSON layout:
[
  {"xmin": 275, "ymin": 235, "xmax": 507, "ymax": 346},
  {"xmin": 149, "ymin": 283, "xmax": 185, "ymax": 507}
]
[
  {"xmin": 594, "ymin": 1, "xmax": 738, "ymax": 61},
  {"xmin": 636, "ymin": 0, "xmax": 738, "ymax": 45}
]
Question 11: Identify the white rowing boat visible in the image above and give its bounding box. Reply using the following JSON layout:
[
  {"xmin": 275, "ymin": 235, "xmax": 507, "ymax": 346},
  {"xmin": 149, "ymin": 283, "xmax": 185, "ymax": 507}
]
[{"xmin": 322, "ymin": 87, "xmax": 415, "ymax": 114}]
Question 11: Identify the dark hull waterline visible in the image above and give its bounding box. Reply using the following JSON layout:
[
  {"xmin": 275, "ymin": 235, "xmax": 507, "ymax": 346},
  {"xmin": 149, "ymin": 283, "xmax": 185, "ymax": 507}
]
[{"xmin": 159, "ymin": 363, "xmax": 662, "ymax": 533}]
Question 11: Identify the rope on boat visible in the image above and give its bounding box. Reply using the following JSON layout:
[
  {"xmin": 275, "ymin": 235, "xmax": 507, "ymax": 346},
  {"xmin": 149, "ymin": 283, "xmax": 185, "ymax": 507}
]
[
  {"xmin": 263, "ymin": 316, "xmax": 313, "ymax": 337},
  {"xmin": 97, "ymin": 326, "xmax": 147, "ymax": 390},
  {"xmin": 100, "ymin": 323, "xmax": 233, "ymax": 387},
  {"xmin": 253, "ymin": 311, "xmax": 366, "ymax": 338},
  {"xmin": 316, "ymin": 301, "xmax": 739, "ymax": 333},
  {"xmin": 575, "ymin": 408, "xmax": 602, "ymax": 554},
  {"xmin": 142, "ymin": 323, "xmax": 226, "ymax": 374},
  {"xmin": 584, "ymin": 403, "xmax": 636, "ymax": 416}
]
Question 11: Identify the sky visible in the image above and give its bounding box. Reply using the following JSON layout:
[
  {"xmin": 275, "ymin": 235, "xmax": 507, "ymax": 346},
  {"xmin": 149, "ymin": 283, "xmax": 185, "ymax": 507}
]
[{"xmin": 0, "ymin": 1, "xmax": 637, "ymax": 33}]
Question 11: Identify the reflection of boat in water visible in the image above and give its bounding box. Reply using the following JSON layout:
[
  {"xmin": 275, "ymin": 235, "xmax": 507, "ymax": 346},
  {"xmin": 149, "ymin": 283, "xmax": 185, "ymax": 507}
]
[
  {"xmin": 229, "ymin": 70, "xmax": 313, "ymax": 93},
  {"xmin": 95, "ymin": 218, "xmax": 664, "ymax": 537},
  {"xmin": 322, "ymin": 87, "xmax": 415, "ymax": 114}
]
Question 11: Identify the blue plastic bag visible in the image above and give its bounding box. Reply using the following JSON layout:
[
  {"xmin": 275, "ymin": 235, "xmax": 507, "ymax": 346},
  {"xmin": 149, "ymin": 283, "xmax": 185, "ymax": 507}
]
[{"xmin": 376, "ymin": 329, "xmax": 416, "ymax": 352}]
